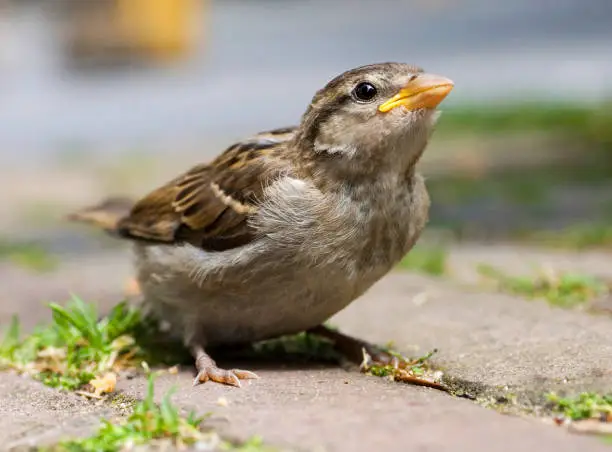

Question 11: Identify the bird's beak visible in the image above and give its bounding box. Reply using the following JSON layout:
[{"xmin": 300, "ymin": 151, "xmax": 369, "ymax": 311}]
[{"xmin": 378, "ymin": 73, "xmax": 454, "ymax": 113}]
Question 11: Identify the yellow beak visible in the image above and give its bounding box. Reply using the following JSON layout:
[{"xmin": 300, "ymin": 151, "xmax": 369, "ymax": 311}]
[{"xmin": 378, "ymin": 73, "xmax": 454, "ymax": 113}]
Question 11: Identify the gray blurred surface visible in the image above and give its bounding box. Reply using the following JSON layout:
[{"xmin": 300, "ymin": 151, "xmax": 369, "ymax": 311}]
[{"xmin": 0, "ymin": 0, "xmax": 611, "ymax": 158}]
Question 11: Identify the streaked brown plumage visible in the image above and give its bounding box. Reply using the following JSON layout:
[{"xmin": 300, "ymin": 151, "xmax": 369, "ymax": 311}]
[{"xmin": 69, "ymin": 63, "xmax": 454, "ymax": 387}]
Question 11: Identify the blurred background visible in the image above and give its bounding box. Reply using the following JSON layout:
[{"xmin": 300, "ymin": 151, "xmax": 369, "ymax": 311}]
[{"xmin": 0, "ymin": 0, "xmax": 611, "ymax": 286}]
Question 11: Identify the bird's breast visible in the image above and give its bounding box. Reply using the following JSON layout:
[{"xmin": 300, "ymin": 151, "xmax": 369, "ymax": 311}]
[{"xmin": 255, "ymin": 173, "xmax": 430, "ymax": 280}]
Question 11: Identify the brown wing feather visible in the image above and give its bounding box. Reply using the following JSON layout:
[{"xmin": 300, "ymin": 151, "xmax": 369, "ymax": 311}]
[{"xmin": 115, "ymin": 131, "xmax": 295, "ymax": 251}]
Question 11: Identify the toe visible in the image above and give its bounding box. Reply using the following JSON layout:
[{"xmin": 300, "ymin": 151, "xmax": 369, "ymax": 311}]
[
  {"xmin": 369, "ymin": 350, "xmax": 395, "ymax": 365},
  {"xmin": 232, "ymin": 369, "xmax": 259, "ymax": 380},
  {"xmin": 360, "ymin": 346, "xmax": 404, "ymax": 371},
  {"xmin": 207, "ymin": 367, "xmax": 242, "ymax": 387},
  {"xmin": 193, "ymin": 367, "xmax": 247, "ymax": 387},
  {"xmin": 193, "ymin": 370, "xmax": 209, "ymax": 387}
]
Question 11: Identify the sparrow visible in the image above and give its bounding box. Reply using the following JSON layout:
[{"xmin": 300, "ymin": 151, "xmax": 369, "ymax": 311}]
[{"xmin": 68, "ymin": 62, "xmax": 454, "ymax": 387}]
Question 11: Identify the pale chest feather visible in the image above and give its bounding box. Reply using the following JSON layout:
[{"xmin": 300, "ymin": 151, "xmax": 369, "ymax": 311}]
[{"xmin": 253, "ymin": 174, "xmax": 430, "ymax": 282}]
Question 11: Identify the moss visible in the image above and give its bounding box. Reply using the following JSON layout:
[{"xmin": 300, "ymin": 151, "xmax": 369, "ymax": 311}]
[
  {"xmin": 107, "ymin": 392, "xmax": 139, "ymax": 414},
  {"xmin": 546, "ymin": 392, "xmax": 612, "ymax": 421},
  {"xmin": 362, "ymin": 348, "xmax": 448, "ymax": 391},
  {"xmin": 223, "ymin": 436, "xmax": 277, "ymax": 451}
]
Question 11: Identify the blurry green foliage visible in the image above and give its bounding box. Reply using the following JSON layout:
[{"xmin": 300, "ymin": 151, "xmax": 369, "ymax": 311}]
[
  {"xmin": 547, "ymin": 392, "xmax": 612, "ymax": 421},
  {"xmin": 522, "ymin": 223, "xmax": 612, "ymax": 250},
  {"xmin": 440, "ymin": 102, "xmax": 612, "ymax": 150},
  {"xmin": 0, "ymin": 239, "xmax": 57, "ymax": 272},
  {"xmin": 477, "ymin": 265, "xmax": 609, "ymax": 308},
  {"xmin": 398, "ymin": 244, "xmax": 448, "ymax": 276}
]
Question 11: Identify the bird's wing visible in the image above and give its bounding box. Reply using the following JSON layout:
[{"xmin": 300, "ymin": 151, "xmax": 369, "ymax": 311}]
[
  {"xmin": 69, "ymin": 126, "xmax": 298, "ymax": 252},
  {"xmin": 119, "ymin": 129, "xmax": 297, "ymax": 251}
]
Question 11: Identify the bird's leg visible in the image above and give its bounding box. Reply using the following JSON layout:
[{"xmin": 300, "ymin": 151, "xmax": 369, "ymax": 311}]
[
  {"xmin": 308, "ymin": 326, "xmax": 449, "ymax": 392},
  {"xmin": 306, "ymin": 325, "xmax": 399, "ymax": 367},
  {"xmin": 190, "ymin": 344, "xmax": 259, "ymax": 388}
]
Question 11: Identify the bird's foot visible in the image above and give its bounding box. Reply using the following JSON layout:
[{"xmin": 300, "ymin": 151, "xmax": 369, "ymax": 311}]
[
  {"xmin": 306, "ymin": 324, "xmax": 402, "ymax": 367},
  {"xmin": 193, "ymin": 366, "xmax": 259, "ymax": 388},
  {"xmin": 358, "ymin": 346, "xmax": 403, "ymax": 371},
  {"xmin": 307, "ymin": 325, "xmax": 447, "ymax": 391},
  {"xmin": 191, "ymin": 345, "xmax": 258, "ymax": 388}
]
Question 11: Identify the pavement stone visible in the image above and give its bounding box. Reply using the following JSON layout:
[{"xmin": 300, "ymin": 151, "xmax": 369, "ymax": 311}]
[
  {"xmin": 0, "ymin": 372, "xmax": 115, "ymax": 450},
  {"xmin": 116, "ymin": 369, "xmax": 610, "ymax": 452},
  {"xmin": 1, "ymin": 249, "xmax": 612, "ymax": 450},
  {"xmin": 332, "ymin": 272, "xmax": 612, "ymax": 401}
]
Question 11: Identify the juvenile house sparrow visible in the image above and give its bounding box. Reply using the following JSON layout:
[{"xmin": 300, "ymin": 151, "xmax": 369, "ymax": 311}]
[{"xmin": 69, "ymin": 62, "xmax": 454, "ymax": 387}]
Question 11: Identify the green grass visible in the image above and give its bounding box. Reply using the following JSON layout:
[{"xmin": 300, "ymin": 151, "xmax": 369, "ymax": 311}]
[
  {"xmin": 49, "ymin": 372, "xmax": 212, "ymax": 452},
  {"xmin": 49, "ymin": 371, "xmax": 274, "ymax": 451},
  {"xmin": 0, "ymin": 302, "xmax": 274, "ymax": 451},
  {"xmin": 398, "ymin": 245, "xmax": 448, "ymax": 276},
  {"xmin": 0, "ymin": 297, "xmax": 353, "ymax": 394},
  {"xmin": 0, "ymin": 239, "xmax": 58, "ymax": 272},
  {"xmin": 361, "ymin": 348, "xmax": 447, "ymax": 392},
  {"xmin": 365, "ymin": 348, "xmax": 437, "ymax": 379},
  {"xmin": 547, "ymin": 392, "xmax": 612, "ymax": 421},
  {"xmin": 477, "ymin": 265, "xmax": 609, "ymax": 308},
  {"xmin": 49, "ymin": 371, "xmax": 275, "ymax": 451},
  {"xmin": 0, "ymin": 296, "xmax": 144, "ymax": 391}
]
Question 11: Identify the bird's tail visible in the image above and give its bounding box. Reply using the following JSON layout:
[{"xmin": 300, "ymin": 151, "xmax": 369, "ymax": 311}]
[
  {"xmin": 67, "ymin": 197, "xmax": 143, "ymax": 299},
  {"xmin": 66, "ymin": 196, "xmax": 135, "ymax": 233}
]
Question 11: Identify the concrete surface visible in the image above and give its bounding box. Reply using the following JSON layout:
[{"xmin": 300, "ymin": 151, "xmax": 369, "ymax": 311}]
[
  {"xmin": 115, "ymin": 369, "xmax": 611, "ymax": 452},
  {"xmin": 0, "ymin": 372, "xmax": 115, "ymax": 450},
  {"xmin": 335, "ymin": 272, "xmax": 612, "ymax": 400},
  {"xmin": 1, "ymin": 247, "xmax": 612, "ymax": 451}
]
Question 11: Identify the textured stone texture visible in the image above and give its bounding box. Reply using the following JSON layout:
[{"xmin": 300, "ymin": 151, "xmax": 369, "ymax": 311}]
[{"xmin": 1, "ymin": 252, "xmax": 612, "ymax": 450}]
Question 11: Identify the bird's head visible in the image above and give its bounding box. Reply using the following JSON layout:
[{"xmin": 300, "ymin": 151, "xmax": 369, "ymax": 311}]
[{"xmin": 295, "ymin": 62, "xmax": 454, "ymax": 181}]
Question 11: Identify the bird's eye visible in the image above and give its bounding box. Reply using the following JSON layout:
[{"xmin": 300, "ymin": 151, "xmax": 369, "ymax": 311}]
[{"xmin": 352, "ymin": 82, "xmax": 378, "ymax": 102}]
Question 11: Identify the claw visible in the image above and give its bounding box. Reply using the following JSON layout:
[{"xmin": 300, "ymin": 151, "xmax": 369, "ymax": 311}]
[
  {"xmin": 193, "ymin": 367, "xmax": 258, "ymax": 388},
  {"xmin": 190, "ymin": 344, "xmax": 258, "ymax": 388},
  {"xmin": 232, "ymin": 369, "xmax": 259, "ymax": 380}
]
